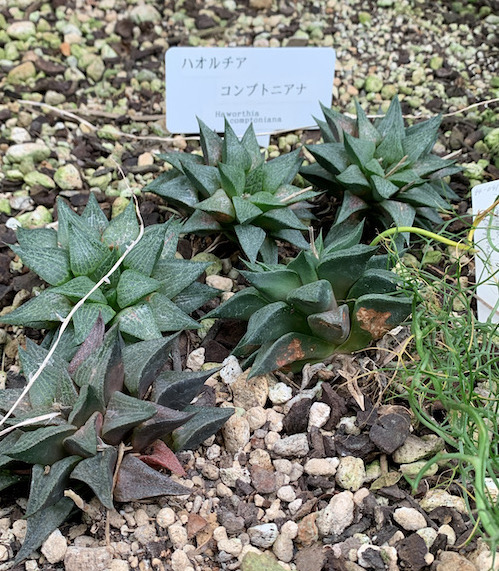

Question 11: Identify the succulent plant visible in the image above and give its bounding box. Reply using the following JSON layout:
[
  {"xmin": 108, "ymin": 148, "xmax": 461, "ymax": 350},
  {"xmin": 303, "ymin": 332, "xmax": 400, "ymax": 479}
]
[
  {"xmin": 145, "ymin": 119, "xmax": 320, "ymax": 264},
  {"xmin": 301, "ymin": 97, "xmax": 460, "ymax": 236},
  {"xmin": 0, "ymin": 195, "xmax": 217, "ymax": 344},
  {"xmin": 207, "ymin": 221, "xmax": 412, "ymax": 377},
  {"xmin": 0, "ymin": 318, "xmax": 233, "ymax": 564}
]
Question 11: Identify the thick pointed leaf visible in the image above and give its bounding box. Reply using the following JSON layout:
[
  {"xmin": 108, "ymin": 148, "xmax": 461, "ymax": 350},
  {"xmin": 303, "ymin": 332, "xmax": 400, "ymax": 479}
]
[
  {"xmin": 403, "ymin": 114, "xmax": 441, "ymax": 162},
  {"xmin": 68, "ymin": 385, "xmax": 104, "ymax": 426},
  {"xmin": 173, "ymin": 282, "xmax": 218, "ymax": 314},
  {"xmin": 241, "ymin": 123, "xmax": 264, "ymax": 168},
  {"xmin": 347, "ymin": 269, "xmax": 399, "ymax": 299},
  {"xmin": 70, "ymin": 446, "xmax": 117, "ymax": 509},
  {"xmin": 354, "ymin": 99, "xmax": 381, "ymax": 143},
  {"xmin": 123, "ymin": 334, "xmax": 177, "ymax": 398},
  {"xmin": 123, "ymin": 223, "xmax": 166, "ymax": 277},
  {"xmin": 131, "ymin": 403, "xmax": 194, "ymax": 451},
  {"xmin": 153, "ymin": 259, "xmax": 210, "ymax": 296},
  {"xmin": 43, "ymin": 323, "xmax": 80, "ymax": 363},
  {"xmin": 235, "ymin": 301, "xmax": 307, "ymax": 356},
  {"xmin": 375, "ymin": 129, "xmax": 405, "ymax": 167},
  {"xmin": 271, "ymin": 228, "xmax": 310, "ymax": 251},
  {"xmin": 16, "ymin": 227, "xmax": 57, "ymax": 250},
  {"xmin": 51, "ymin": 276, "xmax": 107, "ymax": 304},
  {"xmin": 20, "ymin": 339, "xmax": 77, "ymax": 409},
  {"xmin": 183, "ymin": 162, "xmax": 221, "ymax": 197},
  {"xmin": 13, "ymin": 497, "xmax": 74, "ymax": 566},
  {"xmin": 258, "ymin": 208, "xmax": 307, "ymax": 232},
  {"xmin": 144, "ymin": 171, "xmax": 199, "ymax": 208},
  {"xmin": 102, "ymin": 199, "xmax": 140, "ymax": 254},
  {"xmin": 25, "ymin": 456, "xmax": 81, "ymax": 517},
  {"xmin": 68, "ymin": 221, "xmax": 110, "ymax": 277},
  {"xmin": 234, "ymin": 224, "xmax": 266, "ymax": 263},
  {"xmin": 171, "ymin": 406, "xmax": 234, "ymax": 451},
  {"xmin": 158, "ymin": 218, "xmax": 181, "ymax": 260},
  {"xmin": 321, "ymin": 102, "xmax": 356, "ymax": 139},
  {"xmin": 80, "ymin": 192, "xmax": 109, "ymax": 234},
  {"xmin": 0, "ymin": 291, "xmax": 73, "ymax": 329},
  {"xmin": 244, "ymin": 165, "xmax": 265, "ymax": 194},
  {"xmin": 387, "ymin": 168, "xmax": 422, "ymax": 186},
  {"xmin": 416, "ymin": 206, "xmax": 445, "ymax": 225},
  {"xmin": 68, "ymin": 314, "xmax": 105, "ymax": 376},
  {"xmin": 307, "ymin": 305, "xmax": 350, "ymax": 344},
  {"xmin": 206, "ymin": 286, "xmax": 266, "ymax": 320},
  {"xmin": 262, "ymin": 149, "xmax": 302, "ymax": 193},
  {"xmin": 318, "ymin": 244, "xmax": 376, "ymax": 300},
  {"xmin": 72, "ymin": 303, "xmax": 116, "ymax": 344},
  {"xmin": 198, "ymin": 118, "xmax": 223, "ymax": 166},
  {"xmin": 56, "ymin": 198, "xmax": 99, "ymax": 249},
  {"xmin": 102, "ymin": 392, "xmax": 156, "ymax": 445},
  {"xmin": 116, "ymin": 303, "xmax": 162, "ymax": 340},
  {"xmin": 153, "ymin": 368, "xmax": 219, "ymax": 410},
  {"xmin": 182, "ymin": 209, "xmax": 223, "ymax": 234},
  {"xmin": 222, "ymin": 119, "xmax": 252, "ymax": 171},
  {"xmin": 0, "ymin": 472, "xmax": 22, "ymax": 492},
  {"xmin": 196, "ymin": 188, "xmax": 235, "ymax": 223},
  {"xmin": 343, "ymin": 132, "xmax": 376, "ymax": 167},
  {"xmin": 248, "ymin": 333, "xmax": 334, "ymax": 378},
  {"xmin": 306, "ymin": 143, "xmax": 349, "ymax": 175},
  {"xmin": 375, "ymin": 96, "xmax": 404, "ymax": 139},
  {"xmin": 336, "ymin": 164, "xmax": 371, "ymax": 194},
  {"xmin": 339, "ymin": 294, "xmax": 412, "ymax": 352},
  {"xmin": 8, "ymin": 425, "xmax": 76, "ymax": 465},
  {"xmin": 114, "ymin": 454, "xmax": 191, "ymax": 501},
  {"xmin": 334, "ymin": 191, "xmax": 369, "ymax": 226},
  {"xmin": 242, "ymin": 269, "xmax": 302, "ymax": 302},
  {"xmin": 219, "ymin": 162, "xmax": 245, "ymax": 197},
  {"xmin": 314, "ymin": 115, "xmax": 336, "ymax": 142},
  {"xmin": 371, "ymin": 175, "xmax": 400, "ymax": 201},
  {"xmin": 11, "ymin": 245, "xmax": 71, "ymax": 286},
  {"xmin": 248, "ymin": 191, "xmax": 282, "ymax": 210},
  {"xmin": 63, "ymin": 412, "xmax": 103, "ymax": 458},
  {"xmin": 116, "ymin": 270, "xmax": 160, "ymax": 309},
  {"xmin": 287, "ymin": 280, "xmax": 334, "ymax": 314},
  {"xmin": 138, "ymin": 439, "xmax": 186, "ymax": 476},
  {"xmin": 233, "ymin": 196, "xmax": 263, "ymax": 225},
  {"xmin": 412, "ymin": 155, "xmax": 457, "ymax": 178},
  {"xmin": 401, "ymin": 184, "xmax": 451, "ymax": 210},
  {"xmin": 275, "ymin": 184, "xmax": 319, "ymax": 205},
  {"xmin": 363, "ymin": 158, "xmax": 385, "ymax": 177},
  {"xmin": 147, "ymin": 293, "xmax": 200, "ymax": 332},
  {"xmin": 379, "ymin": 200, "xmax": 416, "ymax": 229},
  {"xmin": 287, "ymin": 251, "xmax": 319, "ymax": 284},
  {"xmin": 324, "ymin": 219, "xmax": 365, "ymax": 251}
]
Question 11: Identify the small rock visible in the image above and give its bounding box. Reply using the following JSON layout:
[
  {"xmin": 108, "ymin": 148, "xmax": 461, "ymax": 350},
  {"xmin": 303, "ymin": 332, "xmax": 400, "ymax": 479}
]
[
  {"xmin": 419, "ymin": 489, "xmax": 467, "ymax": 514},
  {"xmin": 308, "ymin": 402, "xmax": 331, "ymax": 430},
  {"xmin": 272, "ymin": 521, "xmax": 297, "ymax": 563},
  {"xmin": 417, "ymin": 527, "xmax": 438, "ymax": 548},
  {"xmin": 297, "ymin": 513, "xmax": 319, "ymax": 547},
  {"xmin": 246, "ymin": 406, "xmax": 267, "ymax": 430},
  {"xmin": 369, "ymin": 412, "xmax": 411, "ymax": 454},
  {"xmin": 206, "ymin": 274, "xmax": 233, "ymax": 292},
  {"xmin": 220, "ymin": 461, "xmax": 251, "ymax": 488},
  {"xmin": 249, "ymin": 449, "xmax": 273, "ymax": 470},
  {"xmin": 133, "ymin": 524, "xmax": 157, "ymax": 545},
  {"xmin": 168, "ymin": 522, "xmax": 188, "ymax": 549},
  {"xmin": 41, "ymin": 529, "xmax": 67, "ymax": 563},
  {"xmin": 220, "ymin": 355, "xmax": 243, "ymax": 385},
  {"xmin": 437, "ymin": 524, "xmax": 456, "ymax": 546},
  {"xmin": 54, "ymin": 164, "xmax": 83, "ymax": 190},
  {"xmin": 8, "ymin": 61, "xmax": 37, "ymax": 84},
  {"xmin": 87, "ymin": 57, "xmax": 105, "ymax": 82},
  {"xmin": 156, "ymin": 507, "xmax": 175, "ymax": 528},
  {"xmin": 273, "ymin": 433, "xmax": 309, "ymax": 457},
  {"xmin": 433, "ymin": 551, "xmax": 477, "ymax": 571},
  {"xmin": 316, "ymin": 491, "xmax": 354, "ymax": 536},
  {"xmin": 45, "ymin": 90, "xmax": 66, "ymax": 105},
  {"xmin": 186, "ymin": 347, "xmax": 205, "ymax": 371},
  {"xmin": 282, "ymin": 398, "xmax": 312, "ymax": 434},
  {"xmin": 250, "ymin": 465, "xmax": 277, "ymax": 494},
  {"xmin": 365, "ymin": 75, "xmax": 383, "ymax": 93},
  {"xmin": 64, "ymin": 547, "xmax": 113, "ymax": 571},
  {"xmin": 7, "ymin": 21, "xmax": 36, "ymax": 40},
  {"xmin": 393, "ymin": 507, "xmax": 427, "ymax": 531},
  {"xmin": 304, "ymin": 457, "xmax": 339, "ymax": 476},
  {"xmin": 277, "ymin": 485, "xmax": 296, "ymax": 503},
  {"xmin": 130, "ymin": 4, "xmax": 162, "ymax": 23},
  {"xmin": 269, "ymin": 382, "xmax": 293, "ymax": 405},
  {"xmin": 241, "ymin": 552, "xmax": 285, "ymax": 571},
  {"xmin": 24, "ymin": 171, "xmax": 55, "ymax": 189},
  {"xmin": 399, "ymin": 460, "xmax": 439, "ymax": 478},
  {"xmin": 6, "ymin": 142, "xmax": 50, "ymax": 163},
  {"xmin": 248, "ymin": 523, "xmax": 279, "ymax": 548},
  {"xmin": 335, "ymin": 456, "xmax": 366, "ymax": 491},
  {"xmin": 171, "ymin": 549, "xmax": 191, "ymax": 571},
  {"xmin": 218, "ymin": 538, "xmax": 243, "ymax": 556},
  {"xmin": 223, "ymin": 413, "xmax": 251, "ymax": 453},
  {"xmin": 231, "ymin": 370, "xmax": 269, "ymax": 409},
  {"xmin": 249, "ymin": 0, "xmax": 273, "ymax": 8},
  {"xmin": 392, "ymin": 434, "xmax": 444, "ymax": 464},
  {"xmin": 10, "ymin": 127, "xmax": 31, "ymax": 144}
]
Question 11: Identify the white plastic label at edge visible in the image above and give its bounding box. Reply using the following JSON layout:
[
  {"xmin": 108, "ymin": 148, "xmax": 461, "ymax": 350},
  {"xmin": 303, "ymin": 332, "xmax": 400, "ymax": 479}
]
[
  {"xmin": 471, "ymin": 181, "xmax": 499, "ymax": 323},
  {"xmin": 165, "ymin": 47, "xmax": 336, "ymax": 146}
]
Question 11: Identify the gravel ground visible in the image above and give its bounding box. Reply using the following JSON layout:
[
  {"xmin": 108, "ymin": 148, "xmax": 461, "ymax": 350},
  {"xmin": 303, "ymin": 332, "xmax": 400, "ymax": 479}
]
[{"xmin": 0, "ymin": 0, "xmax": 499, "ymax": 570}]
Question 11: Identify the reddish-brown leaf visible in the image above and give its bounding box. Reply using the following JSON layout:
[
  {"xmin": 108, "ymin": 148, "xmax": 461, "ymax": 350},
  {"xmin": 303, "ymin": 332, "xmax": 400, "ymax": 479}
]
[{"xmin": 138, "ymin": 439, "xmax": 186, "ymax": 476}]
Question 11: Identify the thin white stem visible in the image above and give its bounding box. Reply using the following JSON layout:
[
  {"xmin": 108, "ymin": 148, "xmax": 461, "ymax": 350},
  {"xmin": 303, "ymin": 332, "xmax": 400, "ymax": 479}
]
[
  {"xmin": 0, "ymin": 195, "xmax": 145, "ymax": 429},
  {"xmin": 0, "ymin": 412, "xmax": 61, "ymax": 437}
]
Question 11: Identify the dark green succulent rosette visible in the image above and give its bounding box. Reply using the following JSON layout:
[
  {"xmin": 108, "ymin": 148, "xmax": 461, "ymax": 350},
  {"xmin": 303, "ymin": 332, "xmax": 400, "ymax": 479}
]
[
  {"xmin": 0, "ymin": 195, "xmax": 217, "ymax": 345},
  {"xmin": 207, "ymin": 221, "xmax": 412, "ymax": 377},
  {"xmin": 301, "ymin": 97, "xmax": 460, "ymax": 238},
  {"xmin": 145, "ymin": 119, "xmax": 320, "ymax": 264}
]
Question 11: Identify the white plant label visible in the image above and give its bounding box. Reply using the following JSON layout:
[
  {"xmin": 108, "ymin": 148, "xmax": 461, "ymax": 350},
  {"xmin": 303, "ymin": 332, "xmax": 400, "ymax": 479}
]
[
  {"xmin": 165, "ymin": 47, "xmax": 336, "ymax": 146},
  {"xmin": 471, "ymin": 181, "xmax": 499, "ymax": 323}
]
